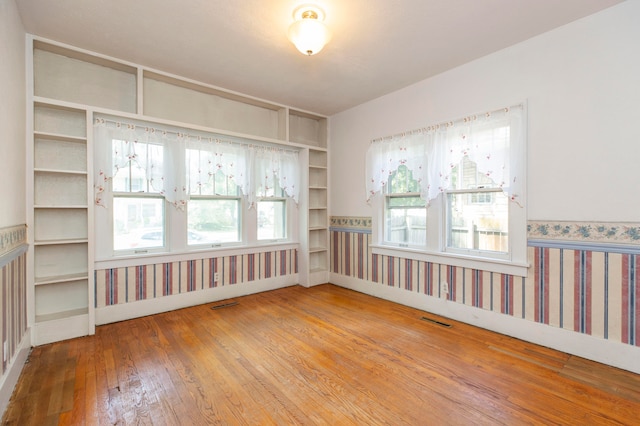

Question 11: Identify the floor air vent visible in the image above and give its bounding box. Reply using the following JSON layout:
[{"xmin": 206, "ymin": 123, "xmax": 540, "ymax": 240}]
[
  {"xmin": 421, "ymin": 316, "xmax": 452, "ymax": 328},
  {"xmin": 211, "ymin": 301, "xmax": 239, "ymax": 310}
]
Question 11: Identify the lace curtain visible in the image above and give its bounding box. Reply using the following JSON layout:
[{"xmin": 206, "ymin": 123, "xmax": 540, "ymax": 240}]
[
  {"xmin": 94, "ymin": 118, "xmax": 300, "ymax": 209},
  {"xmin": 366, "ymin": 105, "xmax": 525, "ymax": 206},
  {"xmin": 246, "ymin": 147, "xmax": 300, "ymax": 206},
  {"xmin": 365, "ymin": 132, "xmax": 428, "ymax": 201},
  {"xmin": 186, "ymin": 138, "xmax": 248, "ymax": 197},
  {"xmin": 94, "ymin": 120, "xmax": 188, "ymax": 209}
]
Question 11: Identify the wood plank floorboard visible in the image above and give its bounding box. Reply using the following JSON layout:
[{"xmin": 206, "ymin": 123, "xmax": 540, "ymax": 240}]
[{"xmin": 3, "ymin": 284, "xmax": 639, "ymax": 425}]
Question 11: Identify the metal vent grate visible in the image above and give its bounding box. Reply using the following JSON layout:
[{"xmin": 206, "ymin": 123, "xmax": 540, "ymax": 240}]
[
  {"xmin": 211, "ymin": 301, "xmax": 239, "ymax": 310},
  {"xmin": 420, "ymin": 316, "xmax": 452, "ymax": 328}
]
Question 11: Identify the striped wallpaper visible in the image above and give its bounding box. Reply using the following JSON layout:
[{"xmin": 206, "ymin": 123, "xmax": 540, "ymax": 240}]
[
  {"xmin": 95, "ymin": 249, "xmax": 298, "ymax": 308},
  {"xmin": 330, "ymin": 218, "xmax": 639, "ymax": 348},
  {"xmin": 0, "ymin": 225, "xmax": 28, "ymax": 376}
]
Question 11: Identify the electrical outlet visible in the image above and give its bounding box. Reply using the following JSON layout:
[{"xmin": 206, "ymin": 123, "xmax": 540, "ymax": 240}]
[
  {"xmin": 441, "ymin": 282, "xmax": 449, "ymax": 294},
  {"xmin": 214, "ymin": 273, "xmax": 220, "ymax": 283}
]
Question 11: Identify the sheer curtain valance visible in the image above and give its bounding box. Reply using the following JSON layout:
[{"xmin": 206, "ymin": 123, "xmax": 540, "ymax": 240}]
[
  {"xmin": 94, "ymin": 120, "xmax": 188, "ymax": 208},
  {"xmin": 365, "ymin": 104, "xmax": 525, "ymax": 206},
  {"xmin": 94, "ymin": 117, "xmax": 300, "ymax": 209}
]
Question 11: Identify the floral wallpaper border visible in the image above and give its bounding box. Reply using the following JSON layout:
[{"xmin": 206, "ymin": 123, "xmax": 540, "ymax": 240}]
[
  {"xmin": 330, "ymin": 217, "xmax": 640, "ymax": 245},
  {"xmin": 0, "ymin": 224, "xmax": 27, "ymax": 258},
  {"xmin": 330, "ymin": 216, "xmax": 372, "ymax": 230},
  {"xmin": 528, "ymin": 221, "xmax": 640, "ymax": 244}
]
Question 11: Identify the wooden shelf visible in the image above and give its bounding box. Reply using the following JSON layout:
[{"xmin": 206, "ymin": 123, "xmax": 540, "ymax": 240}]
[
  {"xmin": 35, "ymin": 272, "xmax": 89, "ymax": 286},
  {"xmin": 33, "ymin": 130, "xmax": 86, "ymax": 142},
  {"xmin": 35, "ymin": 308, "xmax": 88, "ymax": 324},
  {"xmin": 34, "ymin": 238, "xmax": 89, "ymax": 246},
  {"xmin": 35, "ymin": 205, "xmax": 88, "ymax": 209},
  {"xmin": 309, "ymin": 246, "xmax": 327, "ymax": 253},
  {"xmin": 34, "ymin": 168, "xmax": 87, "ymax": 175}
]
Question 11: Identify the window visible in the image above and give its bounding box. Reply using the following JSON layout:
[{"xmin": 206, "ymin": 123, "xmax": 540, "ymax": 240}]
[
  {"xmin": 256, "ymin": 185, "xmax": 286, "ymax": 240},
  {"xmin": 366, "ymin": 104, "xmax": 527, "ymax": 276},
  {"xmin": 111, "ymin": 139, "xmax": 166, "ymax": 252},
  {"xmin": 446, "ymin": 156, "xmax": 508, "ymax": 255},
  {"xmin": 385, "ymin": 165, "xmax": 426, "ymax": 246},
  {"xmin": 94, "ymin": 116, "xmax": 300, "ymax": 261},
  {"xmin": 186, "ymin": 149, "xmax": 241, "ymax": 246}
]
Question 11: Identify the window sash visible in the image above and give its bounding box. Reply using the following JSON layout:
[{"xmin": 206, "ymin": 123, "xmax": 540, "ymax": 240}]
[
  {"xmin": 112, "ymin": 193, "xmax": 166, "ymax": 253},
  {"xmin": 187, "ymin": 196, "xmax": 242, "ymax": 246},
  {"xmin": 445, "ymin": 189, "xmax": 509, "ymax": 256},
  {"xmin": 257, "ymin": 198, "xmax": 287, "ymax": 241}
]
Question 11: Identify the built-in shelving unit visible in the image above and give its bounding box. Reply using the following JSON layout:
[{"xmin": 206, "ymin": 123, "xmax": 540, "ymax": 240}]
[
  {"xmin": 29, "ymin": 99, "xmax": 92, "ymax": 345},
  {"xmin": 289, "ymin": 108, "xmax": 329, "ymax": 286},
  {"xmin": 307, "ymin": 150, "xmax": 329, "ymax": 281},
  {"xmin": 27, "ymin": 35, "xmax": 329, "ymax": 344}
]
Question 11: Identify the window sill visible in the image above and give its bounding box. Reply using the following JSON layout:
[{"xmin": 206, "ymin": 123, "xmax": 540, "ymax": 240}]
[
  {"xmin": 95, "ymin": 241, "xmax": 299, "ymax": 270},
  {"xmin": 370, "ymin": 244, "xmax": 529, "ymax": 277}
]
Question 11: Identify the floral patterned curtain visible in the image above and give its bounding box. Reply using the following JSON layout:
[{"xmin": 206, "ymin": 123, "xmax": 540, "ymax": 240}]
[
  {"xmin": 185, "ymin": 137, "xmax": 248, "ymax": 196},
  {"xmin": 366, "ymin": 105, "xmax": 525, "ymax": 206},
  {"xmin": 365, "ymin": 131, "xmax": 428, "ymax": 202},
  {"xmin": 94, "ymin": 119, "xmax": 188, "ymax": 209},
  {"xmin": 95, "ymin": 117, "xmax": 301, "ymax": 210},
  {"xmin": 246, "ymin": 146, "xmax": 300, "ymax": 207}
]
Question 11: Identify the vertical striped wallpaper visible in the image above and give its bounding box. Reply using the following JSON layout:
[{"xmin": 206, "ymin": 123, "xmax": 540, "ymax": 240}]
[
  {"xmin": 330, "ymin": 220, "xmax": 639, "ymax": 348},
  {"xmin": 0, "ymin": 224, "xmax": 28, "ymax": 376},
  {"xmin": 95, "ymin": 249, "xmax": 298, "ymax": 308}
]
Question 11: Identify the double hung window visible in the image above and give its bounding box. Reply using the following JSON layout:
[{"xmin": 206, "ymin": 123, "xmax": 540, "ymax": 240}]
[
  {"xmin": 446, "ymin": 156, "xmax": 509, "ymax": 255},
  {"xmin": 186, "ymin": 147, "xmax": 242, "ymax": 246},
  {"xmin": 258, "ymin": 186, "xmax": 287, "ymax": 241},
  {"xmin": 109, "ymin": 138, "xmax": 167, "ymax": 252},
  {"xmin": 366, "ymin": 104, "xmax": 527, "ymax": 275},
  {"xmin": 94, "ymin": 116, "xmax": 300, "ymax": 260},
  {"xmin": 384, "ymin": 165, "xmax": 426, "ymax": 246}
]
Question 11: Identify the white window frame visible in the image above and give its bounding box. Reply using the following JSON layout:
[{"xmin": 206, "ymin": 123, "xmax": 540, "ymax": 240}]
[
  {"xmin": 94, "ymin": 117, "xmax": 300, "ymax": 265},
  {"xmin": 383, "ymin": 165, "xmax": 427, "ymax": 248},
  {"xmin": 257, "ymin": 194, "xmax": 289, "ymax": 243},
  {"xmin": 370, "ymin": 106, "xmax": 528, "ymax": 277}
]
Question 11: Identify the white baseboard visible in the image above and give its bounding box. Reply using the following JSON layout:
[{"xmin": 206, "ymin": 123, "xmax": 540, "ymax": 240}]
[
  {"xmin": 96, "ymin": 274, "xmax": 299, "ymax": 325},
  {"xmin": 0, "ymin": 328, "xmax": 31, "ymax": 416},
  {"xmin": 33, "ymin": 314, "xmax": 90, "ymax": 346},
  {"xmin": 331, "ymin": 273, "xmax": 640, "ymax": 374}
]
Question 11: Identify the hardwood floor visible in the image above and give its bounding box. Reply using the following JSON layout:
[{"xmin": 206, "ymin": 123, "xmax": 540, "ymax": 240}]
[{"xmin": 3, "ymin": 284, "xmax": 639, "ymax": 425}]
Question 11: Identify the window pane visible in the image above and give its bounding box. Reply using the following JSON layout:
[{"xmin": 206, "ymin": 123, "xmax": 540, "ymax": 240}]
[
  {"xmin": 385, "ymin": 199, "xmax": 426, "ymax": 245},
  {"xmin": 385, "ymin": 165, "xmax": 426, "ymax": 246},
  {"xmin": 447, "ymin": 191, "xmax": 508, "ymax": 252},
  {"xmin": 451, "ymin": 155, "xmax": 499, "ymax": 190},
  {"xmin": 388, "ymin": 165, "xmax": 420, "ymax": 194},
  {"xmin": 113, "ymin": 197, "xmax": 164, "ymax": 250},
  {"xmin": 188, "ymin": 199, "xmax": 240, "ymax": 244},
  {"xmin": 258, "ymin": 200, "xmax": 286, "ymax": 240},
  {"xmin": 112, "ymin": 140, "xmax": 162, "ymax": 193}
]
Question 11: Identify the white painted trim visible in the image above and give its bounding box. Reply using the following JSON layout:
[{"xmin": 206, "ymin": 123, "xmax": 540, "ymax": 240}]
[
  {"xmin": 371, "ymin": 243, "xmax": 530, "ymax": 278},
  {"xmin": 95, "ymin": 274, "xmax": 298, "ymax": 325},
  {"xmin": 330, "ymin": 273, "xmax": 640, "ymax": 374},
  {"xmin": 0, "ymin": 328, "xmax": 31, "ymax": 416},
  {"xmin": 33, "ymin": 314, "xmax": 90, "ymax": 346}
]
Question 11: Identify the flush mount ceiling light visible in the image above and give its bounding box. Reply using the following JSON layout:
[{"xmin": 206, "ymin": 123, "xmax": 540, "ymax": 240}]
[{"xmin": 288, "ymin": 4, "xmax": 331, "ymax": 56}]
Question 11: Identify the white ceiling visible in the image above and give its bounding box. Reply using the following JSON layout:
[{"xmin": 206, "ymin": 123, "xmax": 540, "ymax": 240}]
[{"xmin": 16, "ymin": 0, "xmax": 623, "ymax": 116}]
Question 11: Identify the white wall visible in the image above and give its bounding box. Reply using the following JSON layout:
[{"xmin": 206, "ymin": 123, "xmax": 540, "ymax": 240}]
[
  {"xmin": 0, "ymin": 0, "xmax": 26, "ymax": 228},
  {"xmin": 329, "ymin": 1, "xmax": 640, "ymax": 222}
]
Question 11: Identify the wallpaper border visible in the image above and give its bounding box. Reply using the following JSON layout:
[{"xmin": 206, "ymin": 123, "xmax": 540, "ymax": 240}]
[
  {"xmin": 0, "ymin": 224, "xmax": 27, "ymax": 258},
  {"xmin": 330, "ymin": 217, "xmax": 640, "ymax": 246},
  {"xmin": 527, "ymin": 221, "xmax": 640, "ymax": 244}
]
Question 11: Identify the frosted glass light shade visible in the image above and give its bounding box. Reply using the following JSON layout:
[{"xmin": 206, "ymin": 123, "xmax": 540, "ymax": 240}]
[{"xmin": 288, "ymin": 10, "xmax": 331, "ymax": 55}]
